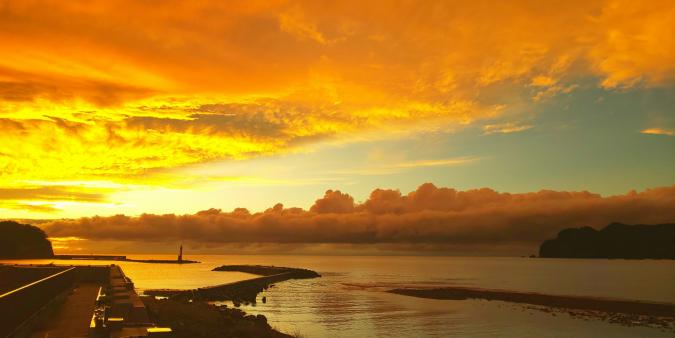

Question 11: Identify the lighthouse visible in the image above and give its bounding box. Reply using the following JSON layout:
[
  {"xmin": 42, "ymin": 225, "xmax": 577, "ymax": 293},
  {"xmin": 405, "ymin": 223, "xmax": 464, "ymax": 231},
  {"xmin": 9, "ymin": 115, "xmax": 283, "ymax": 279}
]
[{"xmin": 178, "ymin": 244, "xmax": 183, "ymax": 263}]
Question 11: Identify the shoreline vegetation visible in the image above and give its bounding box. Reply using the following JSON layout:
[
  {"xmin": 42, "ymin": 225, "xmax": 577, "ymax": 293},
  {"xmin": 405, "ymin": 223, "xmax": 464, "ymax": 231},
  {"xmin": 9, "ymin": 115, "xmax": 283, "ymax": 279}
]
[{"xmin": 389, "ymin": 287, "xmax": 675, "ymax": 331}]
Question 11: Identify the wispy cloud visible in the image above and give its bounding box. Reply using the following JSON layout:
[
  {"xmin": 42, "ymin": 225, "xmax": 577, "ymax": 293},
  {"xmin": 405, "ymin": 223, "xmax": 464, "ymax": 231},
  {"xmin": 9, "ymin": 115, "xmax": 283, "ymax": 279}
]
[
  {"xmin": 331, "ymin": 156, "xmax": 478, "ymax": 176},
  {"xmin": 640, "ymin": 128, "xmax": 674, "ymax": 136},
  {"xmin": 393, "ymin": 157, "xmax": 478, "ymax": 168},
  {"xmin": 482, "ymin": 123, "xmax": 533, "ymax": 135},
  {"xmin": 0, "ymin": 202, "xmax": 60, "ymax": 213},
  {"xmin": 0, "ymin": 186, "xmax": 109, "ymax": 202},
  {"xmin": 0, "ymin": 185, "xmax": 114, "ymax": 213}
]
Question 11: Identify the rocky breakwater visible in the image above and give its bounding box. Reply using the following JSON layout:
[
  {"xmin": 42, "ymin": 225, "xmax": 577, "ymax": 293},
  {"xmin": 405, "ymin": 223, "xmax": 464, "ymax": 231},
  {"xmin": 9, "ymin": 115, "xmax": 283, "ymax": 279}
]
[{"xmin": 145, "ymin": 265, "xmax": 320, "ymax": 304}]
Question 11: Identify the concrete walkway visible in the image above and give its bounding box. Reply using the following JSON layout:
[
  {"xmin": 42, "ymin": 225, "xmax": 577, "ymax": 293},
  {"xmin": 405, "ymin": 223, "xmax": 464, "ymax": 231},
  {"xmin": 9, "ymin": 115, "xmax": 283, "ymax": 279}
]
[{"xmin": 29, "ymin": 283, "xmax": 100, "ymax": 338}]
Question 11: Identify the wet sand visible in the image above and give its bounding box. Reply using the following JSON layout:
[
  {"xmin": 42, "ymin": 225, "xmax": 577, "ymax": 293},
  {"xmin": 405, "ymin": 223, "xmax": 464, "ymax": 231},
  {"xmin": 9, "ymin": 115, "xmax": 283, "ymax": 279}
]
[
  {"xmin": 388, "ymin": 287, "xmax": 675, "ymax": 318},
  {"xmin": 389, "ymin": 286, "xmax": 675, "ymax": 331}
]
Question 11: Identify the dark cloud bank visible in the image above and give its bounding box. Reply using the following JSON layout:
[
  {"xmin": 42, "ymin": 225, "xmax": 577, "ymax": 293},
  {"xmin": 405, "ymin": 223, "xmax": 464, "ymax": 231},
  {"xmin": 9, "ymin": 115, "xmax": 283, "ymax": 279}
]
[{"xmin": 41, "ymin": 184, "xmax": 675, "ymax": 254}]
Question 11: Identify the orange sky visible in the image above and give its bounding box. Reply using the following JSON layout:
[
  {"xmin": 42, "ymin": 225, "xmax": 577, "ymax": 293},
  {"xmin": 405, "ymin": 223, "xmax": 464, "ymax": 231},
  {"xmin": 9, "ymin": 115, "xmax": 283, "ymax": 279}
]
[{"xmin": 1, "ymin": 0, "xmax": 674, "ymax": 223}]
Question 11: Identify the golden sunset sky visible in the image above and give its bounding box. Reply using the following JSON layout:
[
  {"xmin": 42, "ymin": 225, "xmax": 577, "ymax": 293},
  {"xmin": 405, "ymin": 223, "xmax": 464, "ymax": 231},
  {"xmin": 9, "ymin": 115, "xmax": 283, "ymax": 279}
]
[{"xmin": 1, "ymin": 1, "xmax": 674, "ymax": 253}]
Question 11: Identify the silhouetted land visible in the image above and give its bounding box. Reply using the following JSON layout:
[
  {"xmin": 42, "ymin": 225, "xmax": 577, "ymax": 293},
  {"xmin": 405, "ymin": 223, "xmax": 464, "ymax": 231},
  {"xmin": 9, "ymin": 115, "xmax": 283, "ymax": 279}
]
[
  {"xmin": 145, "ymin": 265, "xmax": 320, "ymax": 303},
  {"xmin": 0, "ymin": 221, "xmax": 53, "ymax": 258},
  {"xmin": 539, "ymin": 223, "xmax": 675, "ymax": 259}
]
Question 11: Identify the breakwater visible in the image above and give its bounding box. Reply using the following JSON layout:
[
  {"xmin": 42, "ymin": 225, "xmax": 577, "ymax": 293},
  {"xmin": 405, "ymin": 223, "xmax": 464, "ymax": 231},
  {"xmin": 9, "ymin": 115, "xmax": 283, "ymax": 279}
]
[
  {"xmin": 145, "ymin": 265, "xmax": 320, "ymax": 303},
  {"xmin": 53, "ymin": 254, "xmax": 199, "ymax": 264},
  {"xmin": 54, "ymin": 254, "xmax": 127, "ymax": 260}
]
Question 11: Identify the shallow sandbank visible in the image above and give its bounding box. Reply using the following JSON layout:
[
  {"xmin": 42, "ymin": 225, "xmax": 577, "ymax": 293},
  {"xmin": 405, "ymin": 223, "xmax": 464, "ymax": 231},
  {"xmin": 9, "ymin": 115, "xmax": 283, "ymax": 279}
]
[{"xmin": 388, "ymin": 286, "xmax": 675, "ymax": 318}]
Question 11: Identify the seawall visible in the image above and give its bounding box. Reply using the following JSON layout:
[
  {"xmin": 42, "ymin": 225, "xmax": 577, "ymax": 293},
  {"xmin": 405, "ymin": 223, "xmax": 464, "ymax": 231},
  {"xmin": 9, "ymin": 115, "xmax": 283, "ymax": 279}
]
[{"xmin": 0, "ymin": 264, "xmax": 110, "ymax": 337}]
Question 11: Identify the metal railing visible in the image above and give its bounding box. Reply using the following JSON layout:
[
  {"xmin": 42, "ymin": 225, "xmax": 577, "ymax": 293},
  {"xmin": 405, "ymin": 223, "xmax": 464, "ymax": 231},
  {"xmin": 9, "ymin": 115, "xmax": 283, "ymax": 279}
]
[{"xmin": 0, "ymin": 267, "xmax": 76, "ymax": 337}]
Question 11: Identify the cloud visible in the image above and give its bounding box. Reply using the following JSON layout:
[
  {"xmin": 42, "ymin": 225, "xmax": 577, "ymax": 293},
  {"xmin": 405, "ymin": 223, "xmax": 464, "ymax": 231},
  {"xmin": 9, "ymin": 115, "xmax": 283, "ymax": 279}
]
[
  {"xmin": 1, "ymin": 0, "xmax": 674, "ymax": 190},
  {"xmin": 0, "ymin": 98, "xmax": 488, "ymax": 185},
  {"xmin": 482, "ymin": 123, "xmax": 533, "ymax": 135},
  {"xmin": 309, "ymin": 190, "xmax": 355, "ymax": 214},
  {"xmin": 279, "ymin": 10, "xmax": 328, "ymax": 44},
  {"xmin": 1, "ymin": 202, "xmax": 60, "ymax": 213},
  {"xmin": 330, "ymin": 156, "xmax": 479, "ymax": 176},
  {"xmin": 40, "ymin": 183, "xmax": 675, "ymax": 252},
  {"xmin": 0, "ymin": 185, "xmax": 112, "ymax": 213},
  {"xmin": 641, "ymin": 128, "xmax": 674, "ymax": 136},
  {"xmin": 394, "ymin": 157, "xmax": 478, "ymax": 169},
  {"xmin": 0, "ymin": 186, "xmax": 108, "ymax": 202}
]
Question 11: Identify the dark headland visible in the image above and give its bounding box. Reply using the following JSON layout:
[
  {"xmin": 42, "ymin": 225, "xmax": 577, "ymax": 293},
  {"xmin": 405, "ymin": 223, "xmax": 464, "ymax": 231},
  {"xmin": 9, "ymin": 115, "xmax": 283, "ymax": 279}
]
[
  {"xmin": 0, "ymin": 221, "xmax": 53, "ymax": 258},
  {"xmin": 539, "ymin": 222, "xmax": 675, "ymax": 259}
]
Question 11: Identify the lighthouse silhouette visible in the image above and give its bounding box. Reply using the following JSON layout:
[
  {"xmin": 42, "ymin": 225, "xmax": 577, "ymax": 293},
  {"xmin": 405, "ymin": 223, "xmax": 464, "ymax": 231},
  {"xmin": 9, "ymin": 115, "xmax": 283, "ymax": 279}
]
[{"xmin": 178, "ymin": 244, "xmax": 183, "ymax": 263}]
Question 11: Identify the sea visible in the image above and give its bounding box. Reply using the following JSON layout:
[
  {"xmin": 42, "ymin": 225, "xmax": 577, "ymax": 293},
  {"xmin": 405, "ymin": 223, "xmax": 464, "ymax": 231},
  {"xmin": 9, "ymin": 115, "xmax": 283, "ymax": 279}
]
[{"xmin": 3, "ymin": 255, "xmax": 674, "ymax": 337}]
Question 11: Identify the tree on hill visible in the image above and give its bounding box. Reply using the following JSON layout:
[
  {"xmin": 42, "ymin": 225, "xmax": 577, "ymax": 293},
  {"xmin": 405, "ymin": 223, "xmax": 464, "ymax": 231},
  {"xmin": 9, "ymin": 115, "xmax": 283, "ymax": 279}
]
[
  {"xmin": 0, "ymin": 221, "xmax": 54, "ymax": 258},
  {"xmin": 539, "ymin": 223, "xmax": 675, "ymax": 259}
]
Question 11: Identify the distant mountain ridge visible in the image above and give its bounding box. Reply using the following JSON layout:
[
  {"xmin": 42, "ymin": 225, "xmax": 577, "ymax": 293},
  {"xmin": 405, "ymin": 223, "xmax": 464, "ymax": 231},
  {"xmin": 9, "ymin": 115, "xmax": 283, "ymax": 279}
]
[
  {"xmin": 0, "ymin": 221, "xmax": 54, "ymax": 258},
  {"xmin": 539, "ymin": 223, "xmax": 675, "ymax": 259}
]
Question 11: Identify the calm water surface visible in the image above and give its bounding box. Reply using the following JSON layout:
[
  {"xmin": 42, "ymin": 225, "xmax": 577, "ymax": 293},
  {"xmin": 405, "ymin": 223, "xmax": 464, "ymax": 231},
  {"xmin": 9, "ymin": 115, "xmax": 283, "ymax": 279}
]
[{"xmin": 3, "ymin": 255, "xmax": 675, "ymax": 337}]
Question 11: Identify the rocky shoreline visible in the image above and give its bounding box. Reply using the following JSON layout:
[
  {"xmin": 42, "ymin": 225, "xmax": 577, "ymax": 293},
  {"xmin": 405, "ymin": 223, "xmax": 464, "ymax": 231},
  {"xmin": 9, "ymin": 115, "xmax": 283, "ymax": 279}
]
[{"xmin": 142, "ymin": 297, "xmax": 292, "ymax": 338}]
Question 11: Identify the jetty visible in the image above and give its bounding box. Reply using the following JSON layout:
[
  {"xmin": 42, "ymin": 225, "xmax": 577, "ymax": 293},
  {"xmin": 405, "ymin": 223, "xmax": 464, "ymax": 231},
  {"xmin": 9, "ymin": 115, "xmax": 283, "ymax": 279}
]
[
  {"xmin": 53, "ymin": 255, "xmax": 199, "ymax": 264},
  {"xmin": 145, "ymin": 265, "xmax": 320, "ymax": 303},
  {"xmin": 0, "ymin": 264, "xmax": 172, "ymax": 337}
]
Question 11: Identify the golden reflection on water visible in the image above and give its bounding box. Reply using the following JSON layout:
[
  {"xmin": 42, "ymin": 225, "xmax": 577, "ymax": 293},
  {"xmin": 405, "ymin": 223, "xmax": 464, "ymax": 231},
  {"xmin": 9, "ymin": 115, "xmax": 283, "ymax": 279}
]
[{"xmin": 2, "ymin": 255, "xmax": 675, "ymax": 337}]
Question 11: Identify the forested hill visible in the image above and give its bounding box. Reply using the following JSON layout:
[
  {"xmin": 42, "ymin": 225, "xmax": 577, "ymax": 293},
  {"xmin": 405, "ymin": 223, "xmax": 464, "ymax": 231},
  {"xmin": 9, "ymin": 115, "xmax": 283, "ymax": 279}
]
[
  {"xmin": 539, "ymin": 223, "xmax": 675, "ymax": 259},
  {"xmin": 0, "ymin": 221, "xmax": 54, "ymax": 258}
]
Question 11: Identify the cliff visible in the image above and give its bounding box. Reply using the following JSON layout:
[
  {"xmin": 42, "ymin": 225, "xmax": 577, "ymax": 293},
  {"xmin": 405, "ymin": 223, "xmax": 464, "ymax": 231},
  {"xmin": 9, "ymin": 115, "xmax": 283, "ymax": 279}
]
[
  {"xmin": 539, "ymin": 223, "xmax": 675, "ymax": 259},
  {"xmin": 0, "ymin": 221, "xmax": 54, "ymax": 258}
]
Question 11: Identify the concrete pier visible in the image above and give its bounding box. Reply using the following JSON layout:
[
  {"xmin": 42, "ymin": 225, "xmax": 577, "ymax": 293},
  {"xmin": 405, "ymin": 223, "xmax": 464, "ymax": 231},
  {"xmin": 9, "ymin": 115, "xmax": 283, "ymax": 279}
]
[{"xmin": 0, "ymin": 264, "xmax": 171, "ymax": 338}]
